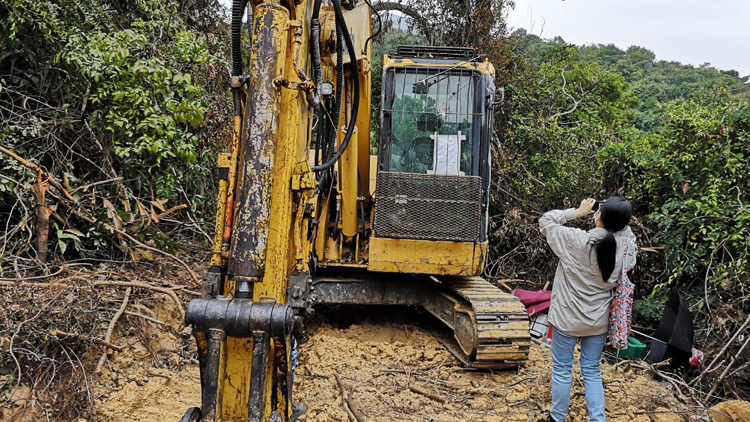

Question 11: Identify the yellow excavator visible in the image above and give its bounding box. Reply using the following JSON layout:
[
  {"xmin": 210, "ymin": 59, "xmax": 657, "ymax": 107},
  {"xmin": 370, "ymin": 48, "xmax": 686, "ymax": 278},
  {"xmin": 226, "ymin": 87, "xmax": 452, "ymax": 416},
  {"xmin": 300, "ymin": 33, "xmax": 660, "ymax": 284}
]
[{"xmin": 179, "ymin": 0, "xmax": 530, "ymax": 420}]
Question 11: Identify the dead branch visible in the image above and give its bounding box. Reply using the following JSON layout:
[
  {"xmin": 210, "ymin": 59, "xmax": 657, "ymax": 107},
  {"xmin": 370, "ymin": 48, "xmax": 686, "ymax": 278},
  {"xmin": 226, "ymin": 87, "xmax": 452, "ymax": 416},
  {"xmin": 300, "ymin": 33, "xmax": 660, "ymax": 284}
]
[
  {"xmin": 2, "ymin": 160, "xmax": 196, "ymax": 286},
  {"xmin": 49, "ymin": 210, "xmax": 66, "ymax": 226},
  {"xmin": 631, "ymin": 362, "xmax": 696, "ymax": 404},
  {"xmin": 0, "ymin": 280, "xmax": 74, "ymax": 288},
  {"xmin": 111, "ymin": 228, "xmax": 200, "ymax": 288},
  {"xmin": 125, "ymin": 311, "xmax": 167, "ymax": 326},
  {"xmin": 45, "ymin": 190, "xmax": 200, "ymax": 286},
  {"xmin": 46, "ymin": 190, "xmax": 96, "ymax": 224},
  {"xmin": 692, "ymin": 312, "xmax": 750, "ymax": 386},
  {"xmin": 707, "ymin": 333, "xmax": 750, "ymax": 398},
  {"xmin": 70, "ymin": 176, "xmax": 123, "ymax": 193},
  {"xmin": 346, "ymin": 391, "xmax": 367, "ymax": 422},
  {"xmin": 146, "ymin": 369, "xmax": 172, "ymax": 380},
  {"xmin": 0, "ymin": 145, "xmax": 75, "ymax": 201},
  {"xmin": 0, "ymin": 149, "xmax": 198, "ymax": 286},
  {"xmin": 30, "ymin": 180, "xmax": 50, "ymax": 264},
  {"xmin": 408, "ymin": 384, "xmax": 447, "ymax": 403},
  {"xmin": 176, "ymin": 183, "xmax": 212, "ymax": 243},
  {"xmin": 135, "ymin": 204, "xmax": 189, "ymax": 225},
  {"xmin": 547, "ymin": 66, "xmax": 582, "ymax": 123},
  {"xmin": 130, "ymin": 303, "xmax": 157, "ymax": 316},
  {"xmin": 49, "ymin": 329, "xmax": 124, "ymax": 352},
  {"xmin": 96, "ymin": 287, "xmax": 131, "ymax": 372},
  {"xmin": 0, "ymin": 263, "xmax": 82, "ymax": 282},
  {"xmin": 372, "ymin": 2, "xmax": 432, "ymax": 42},
  {"xmin": 335, "ymin": 374, "xmax": 366, "ymax": 422},
  {"xmin": 0, "ymin": 279, "xmax": 185, "ymax": 318},
  {"xmin": 92, "ymin": 280, "xmax": 184, "ymax": 317}
]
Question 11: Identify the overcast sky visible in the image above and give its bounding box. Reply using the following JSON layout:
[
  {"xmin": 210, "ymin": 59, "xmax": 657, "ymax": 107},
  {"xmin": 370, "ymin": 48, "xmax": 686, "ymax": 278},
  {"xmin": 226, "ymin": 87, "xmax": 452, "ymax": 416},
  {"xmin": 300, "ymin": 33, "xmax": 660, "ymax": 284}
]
[{"xmin": 506, "ymin": 0, "xmax": 750, "ymax": 76}]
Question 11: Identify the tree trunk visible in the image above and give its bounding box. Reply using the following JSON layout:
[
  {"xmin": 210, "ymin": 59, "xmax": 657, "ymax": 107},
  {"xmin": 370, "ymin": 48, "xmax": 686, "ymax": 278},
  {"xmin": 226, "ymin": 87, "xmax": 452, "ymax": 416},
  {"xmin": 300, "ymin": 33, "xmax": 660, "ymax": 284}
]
[{"xmin": 30, "ymin": 182, "xmax": 50, "ymax": 264}]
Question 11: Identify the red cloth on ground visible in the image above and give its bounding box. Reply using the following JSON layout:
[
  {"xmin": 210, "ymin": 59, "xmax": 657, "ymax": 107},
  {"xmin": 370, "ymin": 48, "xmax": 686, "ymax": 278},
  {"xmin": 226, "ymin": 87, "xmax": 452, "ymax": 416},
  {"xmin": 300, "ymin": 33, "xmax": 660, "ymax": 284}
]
[
  {"xmin": 526, "ymin": 301, "xmax": 551, "ymax": 316},
  {"xmin": 513, "ymin": 289, "xmax": 552, "ymax": 316}
]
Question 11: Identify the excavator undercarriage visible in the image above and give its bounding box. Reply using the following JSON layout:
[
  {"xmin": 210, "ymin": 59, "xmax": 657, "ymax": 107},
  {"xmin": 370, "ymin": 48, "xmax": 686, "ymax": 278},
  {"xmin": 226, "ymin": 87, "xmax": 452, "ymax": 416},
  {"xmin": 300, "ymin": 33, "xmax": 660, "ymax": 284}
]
[{"xmin": 290, "ymin": 274, "xmax": 530, "ymax": 368}]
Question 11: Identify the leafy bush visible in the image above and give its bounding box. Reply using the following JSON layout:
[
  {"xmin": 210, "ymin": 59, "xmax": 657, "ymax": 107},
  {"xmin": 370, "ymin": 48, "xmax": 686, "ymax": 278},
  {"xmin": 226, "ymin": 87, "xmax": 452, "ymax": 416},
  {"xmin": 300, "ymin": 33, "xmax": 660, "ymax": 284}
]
[
  {"xmin": 0, "ymin": 0, "xmax": 231, "ymax": 261},
  {"xmin": 599, "ymin": 97, "xmax": 750, "ymax": 294},
  {"xmin": 61, "ymin": 28, "xmax": 206, "ymax": 164},
  {"xmin": 485, "ymin": 42, "xmax": 634, "ymax": 279}
]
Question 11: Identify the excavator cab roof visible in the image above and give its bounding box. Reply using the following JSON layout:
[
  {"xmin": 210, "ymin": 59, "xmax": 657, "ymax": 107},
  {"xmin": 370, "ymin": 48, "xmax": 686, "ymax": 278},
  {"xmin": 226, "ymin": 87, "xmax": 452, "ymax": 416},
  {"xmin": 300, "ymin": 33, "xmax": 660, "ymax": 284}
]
[
  {"xmin": 393, "ymin": 45, "xmax": 484, "ymax": 61},
  {"xmin": 384, "ymin": 46, "xmax": 495, "ymax": 76}
]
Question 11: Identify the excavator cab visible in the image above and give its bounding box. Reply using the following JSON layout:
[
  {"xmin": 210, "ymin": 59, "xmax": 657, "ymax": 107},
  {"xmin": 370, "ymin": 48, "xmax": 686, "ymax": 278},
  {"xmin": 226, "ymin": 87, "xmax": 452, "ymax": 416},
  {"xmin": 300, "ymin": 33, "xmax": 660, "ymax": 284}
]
[
  {"xmin": 303, "ymin": 45, "xmax": 529, "ymax": 371},
  {"xmin": 368, "ymin": 46, "xmax": 496, "ymax": 275}
]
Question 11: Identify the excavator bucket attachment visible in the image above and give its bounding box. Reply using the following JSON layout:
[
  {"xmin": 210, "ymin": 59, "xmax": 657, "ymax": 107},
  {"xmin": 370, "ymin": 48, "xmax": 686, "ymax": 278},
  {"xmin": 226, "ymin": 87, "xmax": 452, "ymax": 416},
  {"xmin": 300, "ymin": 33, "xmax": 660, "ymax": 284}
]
[{"xmin": 180, "ymin": 299, "xmax": 295, "ymax": 422}]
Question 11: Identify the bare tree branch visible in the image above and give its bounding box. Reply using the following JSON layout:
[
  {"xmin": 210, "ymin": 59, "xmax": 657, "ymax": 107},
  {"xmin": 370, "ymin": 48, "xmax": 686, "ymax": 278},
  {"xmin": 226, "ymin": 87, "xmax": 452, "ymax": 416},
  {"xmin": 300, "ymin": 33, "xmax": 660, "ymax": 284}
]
[{"xmin": 372, "ymin": 1, "xmax": 433, "ymax": 42}]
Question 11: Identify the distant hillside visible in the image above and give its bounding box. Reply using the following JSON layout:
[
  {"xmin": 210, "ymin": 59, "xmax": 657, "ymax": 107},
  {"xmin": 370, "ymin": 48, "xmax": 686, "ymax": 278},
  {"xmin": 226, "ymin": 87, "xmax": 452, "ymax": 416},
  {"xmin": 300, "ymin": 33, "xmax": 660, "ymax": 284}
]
[{"xmin": 512, "ymin": 29, "xmax": 750, "ymax": 131}]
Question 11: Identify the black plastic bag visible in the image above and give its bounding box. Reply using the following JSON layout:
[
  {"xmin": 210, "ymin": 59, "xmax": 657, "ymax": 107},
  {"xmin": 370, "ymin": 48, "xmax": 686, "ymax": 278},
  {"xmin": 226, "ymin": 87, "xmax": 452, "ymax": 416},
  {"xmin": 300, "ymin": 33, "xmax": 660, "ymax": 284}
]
[{"xmin": 649, "ymin": 290, "xmax": 694, "ymax": 367}]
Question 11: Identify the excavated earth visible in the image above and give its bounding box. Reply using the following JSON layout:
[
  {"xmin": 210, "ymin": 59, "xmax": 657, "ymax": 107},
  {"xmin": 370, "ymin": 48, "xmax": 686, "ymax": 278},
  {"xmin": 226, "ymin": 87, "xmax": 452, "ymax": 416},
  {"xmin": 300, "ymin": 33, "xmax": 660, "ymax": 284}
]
[
  {"xmin": 93, "ymin": 299, "xmax": 202, "ymax": 422},
  {"xmin": 292, "ymin": 309, "xmax": 690, "ymax": 422},
  {"xmin": 91, "ymin": 304, "xmax": 704, "ymax": 422}
]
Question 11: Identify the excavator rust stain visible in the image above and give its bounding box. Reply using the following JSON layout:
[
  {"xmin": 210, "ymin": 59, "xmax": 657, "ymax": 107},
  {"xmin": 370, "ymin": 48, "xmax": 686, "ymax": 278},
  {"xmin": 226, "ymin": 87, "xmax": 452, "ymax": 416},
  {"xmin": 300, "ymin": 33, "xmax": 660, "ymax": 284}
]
[{"xmin": 227, "ymin": 3, "xmax": 289, "ymax": 282}]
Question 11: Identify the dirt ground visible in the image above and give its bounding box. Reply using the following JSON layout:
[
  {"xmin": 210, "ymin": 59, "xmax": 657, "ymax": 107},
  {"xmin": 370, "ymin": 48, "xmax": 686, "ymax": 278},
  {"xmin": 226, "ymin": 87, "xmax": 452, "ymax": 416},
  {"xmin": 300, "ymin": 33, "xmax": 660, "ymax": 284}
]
[
  {"xmin": 3, "ymin": 260, "xmax": 741, "ymax": 422},
  {"xmin": 92, "ymin": 298, "xmax": 202, "ymax": 422},
  {"xmin": 293, "ymin": 311, "xmax": 689, "ymax": 422},
  {"xmin": 90, "ymin": 304, "xmax": 700, "ymax": 422}
]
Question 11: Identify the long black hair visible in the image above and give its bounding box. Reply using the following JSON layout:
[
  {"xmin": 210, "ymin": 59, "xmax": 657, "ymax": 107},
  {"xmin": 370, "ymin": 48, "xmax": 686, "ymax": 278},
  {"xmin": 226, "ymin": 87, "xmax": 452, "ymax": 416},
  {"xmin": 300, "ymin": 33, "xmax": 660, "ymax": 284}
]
[{"xmin": 592, "ymin": 197, "xmax": 633, "ymax": 281}]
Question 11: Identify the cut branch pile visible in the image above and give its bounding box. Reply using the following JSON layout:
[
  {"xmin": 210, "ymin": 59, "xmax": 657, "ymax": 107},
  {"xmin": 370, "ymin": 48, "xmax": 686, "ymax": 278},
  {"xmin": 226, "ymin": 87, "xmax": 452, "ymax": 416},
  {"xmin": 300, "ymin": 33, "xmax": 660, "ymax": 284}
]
[
  {"xmin": 0, "ymin": 145, "xmax": 202, "ymax": 287},
  {"xmin": 0, "ymin": 259, "xmax": 198, "ymax": 420}
]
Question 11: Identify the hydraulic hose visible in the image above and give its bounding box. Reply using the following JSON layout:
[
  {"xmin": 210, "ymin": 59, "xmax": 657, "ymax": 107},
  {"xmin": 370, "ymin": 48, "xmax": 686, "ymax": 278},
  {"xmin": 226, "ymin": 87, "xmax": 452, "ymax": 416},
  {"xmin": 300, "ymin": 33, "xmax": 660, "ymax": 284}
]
[
  {"xmin": 312, "ymin": 0, "xmax": 360, "ymax": 172},
  {"xmin": 311, "ymin": 0, "xmax": 323, "ymax": 103},
  {"xmin": 363, "ymin": 0, "xmax": 382, "ymax": 55},
  {"xmin": 326, "ymin": 16, "xmax": 345, "ymax": 162},
  {"xmin": 231, "ymin": 0, "xmax": 247, "ymax": 77},
  {"xmin": 312, "ymin": 0, "xmax": 322, "ymax": 20}
]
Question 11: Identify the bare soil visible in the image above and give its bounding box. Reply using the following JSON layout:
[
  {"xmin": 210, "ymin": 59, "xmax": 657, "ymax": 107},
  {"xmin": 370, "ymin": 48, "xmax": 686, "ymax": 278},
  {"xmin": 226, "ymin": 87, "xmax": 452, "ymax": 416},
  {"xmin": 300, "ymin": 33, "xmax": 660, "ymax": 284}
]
[
  {"xmin": 293, "ymin": 311, "xmax": 688, "ymax": 422},
  {"xmin": 93, "ymin": 300, "xmax": 201, "ymax": 422},
  {"xmin": 91, "ymin": 305, "xmax": 696, "ymax": 422}
]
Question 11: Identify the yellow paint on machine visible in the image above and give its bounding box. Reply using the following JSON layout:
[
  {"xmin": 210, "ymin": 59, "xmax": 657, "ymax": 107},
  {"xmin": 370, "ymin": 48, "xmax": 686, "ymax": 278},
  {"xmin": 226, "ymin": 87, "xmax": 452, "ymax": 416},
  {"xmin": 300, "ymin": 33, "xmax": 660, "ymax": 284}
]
[
  {"xmin": 383, "ymin": 55, "xmax": 496, "ymax": 77},
  {"xmin": 219, "ymin": 2, "xmax": 292, "ymax": 420},
  {"xmin": 367, "ymin": 237, "xmax": 487, "ymax": 276},
  {"xmin": 219, "ymin": 336, "xmax": 252, "ymax": 419},
  {"xmin": 210, "ymin": 153, "xmax": 231, "ymax": 267},
  {"xmin": 221, "ymin": 114, "xmax": 244, "ymax": 253},
  {"xmin": 338, "ymin": 125, "xmax": 359, "ymax": 238}
]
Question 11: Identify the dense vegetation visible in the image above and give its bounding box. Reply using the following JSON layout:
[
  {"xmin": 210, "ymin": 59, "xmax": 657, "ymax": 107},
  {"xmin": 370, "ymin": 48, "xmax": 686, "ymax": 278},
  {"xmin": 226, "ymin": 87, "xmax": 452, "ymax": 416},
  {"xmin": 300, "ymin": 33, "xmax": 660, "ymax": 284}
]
[
  {"xmin": 0, "ymin": 0, "xmax": 230, "ymax": 415},
  {"xmin": 0, "ymin": 0, "xmax": 230, "ymax": 262},
  {"xmin": 1, "ymin": 0, "xmax": 748, "ymax": 410},
  {"xmin": 502, "ymin": 31, "xmax": 750, "ymax": 318},
  {"xmin": 496, "ymin": 30, "xmax": 750, "ymax": 291},
  {"xmin": 494, "ymin": 21, "xmax": 750, "ymax": 400}
]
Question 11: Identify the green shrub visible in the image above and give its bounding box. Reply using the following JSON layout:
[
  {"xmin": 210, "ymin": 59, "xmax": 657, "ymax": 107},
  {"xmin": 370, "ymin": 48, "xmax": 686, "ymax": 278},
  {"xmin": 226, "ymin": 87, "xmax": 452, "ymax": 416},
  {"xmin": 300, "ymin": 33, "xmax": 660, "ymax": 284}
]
[
  {"xmin": 0, "ymin": 0, "xmax": 230, "ymax": 261},
  {"xmin": 599, "ymin": 97, "xmax": 750, "ymax": 293}
]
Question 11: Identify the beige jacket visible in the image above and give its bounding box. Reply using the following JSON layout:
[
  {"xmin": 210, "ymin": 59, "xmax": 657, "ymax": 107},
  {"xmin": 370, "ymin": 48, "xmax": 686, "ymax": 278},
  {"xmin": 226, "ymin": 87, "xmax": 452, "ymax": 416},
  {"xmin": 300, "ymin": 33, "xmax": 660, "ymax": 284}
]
[{"xmin": 539, "ymin": 208, "xmax": 637, "ymax": 337}]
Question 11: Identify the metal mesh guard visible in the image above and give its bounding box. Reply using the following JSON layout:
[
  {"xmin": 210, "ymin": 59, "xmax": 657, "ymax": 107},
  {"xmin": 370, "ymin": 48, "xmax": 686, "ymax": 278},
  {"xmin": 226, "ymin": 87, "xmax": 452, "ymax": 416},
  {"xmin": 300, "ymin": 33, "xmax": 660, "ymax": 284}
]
[{"xmin": 374, "ymin": 172, "xmax": 482, "ymax": 242}]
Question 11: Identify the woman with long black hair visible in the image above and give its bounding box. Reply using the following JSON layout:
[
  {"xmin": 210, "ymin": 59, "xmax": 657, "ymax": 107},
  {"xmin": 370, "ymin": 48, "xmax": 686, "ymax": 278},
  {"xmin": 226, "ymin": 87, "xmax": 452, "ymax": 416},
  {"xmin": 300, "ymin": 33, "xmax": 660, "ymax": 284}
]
[{"xmin": 538, "ymin": 197, "xmax": 637, "ymax": 422}]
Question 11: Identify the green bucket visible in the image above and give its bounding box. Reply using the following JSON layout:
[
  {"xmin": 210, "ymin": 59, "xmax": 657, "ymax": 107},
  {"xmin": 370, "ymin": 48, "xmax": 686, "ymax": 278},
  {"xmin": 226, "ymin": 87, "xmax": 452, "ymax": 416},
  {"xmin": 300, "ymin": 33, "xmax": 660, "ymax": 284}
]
[{"xmin": 608, "ymin": 336, "xmax": 648, "ymax": 360}]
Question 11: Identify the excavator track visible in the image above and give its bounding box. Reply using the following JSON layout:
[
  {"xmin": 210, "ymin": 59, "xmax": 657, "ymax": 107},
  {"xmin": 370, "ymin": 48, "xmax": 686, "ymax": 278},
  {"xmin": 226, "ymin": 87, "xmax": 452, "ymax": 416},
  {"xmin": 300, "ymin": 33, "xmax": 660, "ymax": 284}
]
[
  {"xmin": 297, "ymin": 274, "xmax": 531, "ymax": 369},
  {"xmin": 437, "ymin": 277, "xmax": 531, "ymax": 368}
]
